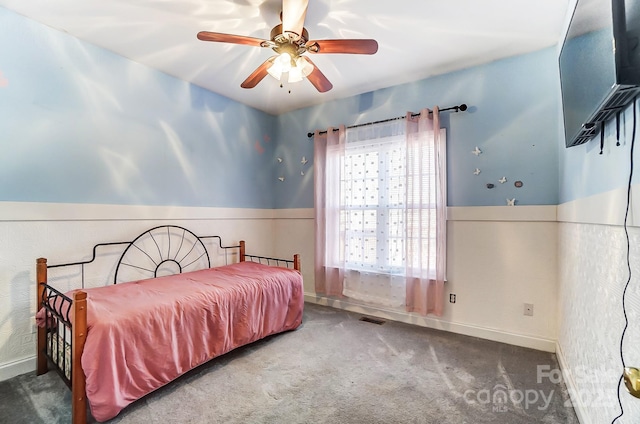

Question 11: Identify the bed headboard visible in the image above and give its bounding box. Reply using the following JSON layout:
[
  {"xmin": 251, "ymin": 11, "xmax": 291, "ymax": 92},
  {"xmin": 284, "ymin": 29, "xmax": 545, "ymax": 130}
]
[
  {"xmin": 44, "ymin": 225, "xmax": 299, "ymax": 289},
  {"xmin": 45, "ymin": 226, "xmax": 242, "ymax": 286},
  {"xmin": 114, "ymin": 225, "xmax": 230, "ymax": 283}
]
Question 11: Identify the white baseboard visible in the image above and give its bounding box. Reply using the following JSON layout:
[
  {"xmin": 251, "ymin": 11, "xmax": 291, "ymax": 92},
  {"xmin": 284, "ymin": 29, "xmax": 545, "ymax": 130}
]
[
  {"xmin": 0, "ymin": 356, "xmax": 35, "ymax": 382},
  {"xmin": 555, "ymin": 342, "xmax": 588, "ymax": 424},
  {"xmin": 304, "ymin": 293, "xmax": 556, "ymax": 352}
]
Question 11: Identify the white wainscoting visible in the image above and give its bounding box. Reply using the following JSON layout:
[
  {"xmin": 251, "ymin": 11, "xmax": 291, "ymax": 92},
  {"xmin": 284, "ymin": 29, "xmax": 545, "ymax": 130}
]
[
  {"xmin": 0, "ymin": 201, "xmax": 280, "ymax": 381},
  {"xmin": 557, "ymin": 190, "xmax": 640, "ymax": 424},
  {"xmin": 275, "ymin": 205, "xmax": 559, "ymax": 352},
  {"xmin": 2, "ymin": 203, "xmax": 565, "ymax": 382}
]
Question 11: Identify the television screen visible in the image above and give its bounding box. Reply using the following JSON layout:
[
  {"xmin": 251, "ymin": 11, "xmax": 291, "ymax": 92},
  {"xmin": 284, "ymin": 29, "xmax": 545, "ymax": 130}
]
[
  {"xmin": 559, "ymin": 0, "xmax": 640, "ymax": 147},
  {"xmin": 560, "ymin": 0, "xmax": 616, "ymax": 147}
]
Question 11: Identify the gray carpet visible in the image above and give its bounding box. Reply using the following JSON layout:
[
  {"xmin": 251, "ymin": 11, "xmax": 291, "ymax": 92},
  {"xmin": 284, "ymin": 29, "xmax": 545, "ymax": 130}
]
[{"xmin": 1, "ymin": 303, "xmax": 578, "ymax": 423}]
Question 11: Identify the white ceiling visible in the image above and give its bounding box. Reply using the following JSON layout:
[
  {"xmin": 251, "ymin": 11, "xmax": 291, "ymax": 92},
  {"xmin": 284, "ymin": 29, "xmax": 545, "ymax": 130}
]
[{"xmin": 1, "ymin": 0, "xmax": 571, "ymax": 115}]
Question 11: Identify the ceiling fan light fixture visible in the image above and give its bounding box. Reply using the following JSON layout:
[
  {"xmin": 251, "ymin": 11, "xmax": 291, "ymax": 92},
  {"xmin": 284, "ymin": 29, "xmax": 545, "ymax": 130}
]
[
  {"xmin": 269, "ymin": 52, "xmax": 307, "ymax": 82},
  {"xmin": 296, "ymin": 56, "xmax": 314, "ymax": 77},
  {"xmin": 288, "ymin": 65, "xmax": 303, "ymax": 83},
  {"xmin": 287, "ymin": 56, "xmax": 314, "ymax": 83},
  {"xmin": 267, "ymin": 53, "xmax": 293, "ymax": 81},
  {"xmin": 197, "ymin": 0, "xmax": 377, "ymax": 92},
  {"xmin": 278, "ymin": 52, "xmax": 293, "ymax": 72},
  {"xmin": 267, "ymin": 63, "xmax": 283, "ymax": 81}
]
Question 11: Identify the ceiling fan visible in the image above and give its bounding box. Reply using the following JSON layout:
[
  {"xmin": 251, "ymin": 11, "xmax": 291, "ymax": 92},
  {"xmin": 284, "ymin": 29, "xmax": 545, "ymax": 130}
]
[{"xmin": 196, "ymin": 0, "xmax": 378, "ymax": 93}]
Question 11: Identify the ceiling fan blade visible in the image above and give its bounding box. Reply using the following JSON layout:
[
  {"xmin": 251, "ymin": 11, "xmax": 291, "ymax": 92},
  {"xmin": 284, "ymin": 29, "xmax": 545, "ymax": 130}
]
[
  {"xmin": 282, "ymin": 0, "xmax": 309, "ymax": 39},
  {"xmin": 301, "ymin": 56, "xmax": 332, "ymax": 93},
  {"xmin": 197, "ymin": 31, "xmax": 268, "ymax": 47},
  {"xmin": 241, "ymin": 58, "xmax": 275, "ymax": 89},
  {"xmin": 306, "ymin": 39, "xmax": 378, "ymax": 55}
]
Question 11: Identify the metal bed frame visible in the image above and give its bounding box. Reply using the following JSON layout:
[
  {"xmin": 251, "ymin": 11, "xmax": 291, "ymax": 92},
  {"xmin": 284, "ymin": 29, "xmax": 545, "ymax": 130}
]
[{"xmin": 36, "ymin": 225, "xmax": 300, "ymax": 424}]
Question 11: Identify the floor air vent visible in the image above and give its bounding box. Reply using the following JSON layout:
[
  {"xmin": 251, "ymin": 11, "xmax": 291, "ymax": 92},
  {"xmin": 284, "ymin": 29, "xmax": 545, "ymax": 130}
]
[{"xmin": 359, "ymin": 316, "xmax": 385, "ymax": 325}]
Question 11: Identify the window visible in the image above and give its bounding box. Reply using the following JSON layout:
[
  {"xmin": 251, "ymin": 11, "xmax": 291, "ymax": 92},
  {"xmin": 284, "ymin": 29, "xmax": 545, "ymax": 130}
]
[
  {"xmin": 329, "ymin": 124, "xmax": 439, "ymax": 278},
  {"xmin": 314, "ymin": 110, "xmax": 446, "ymax": 316},
  {"xmin": 338, "ymin": 133, "xmax": 408, "ymax": 275}
]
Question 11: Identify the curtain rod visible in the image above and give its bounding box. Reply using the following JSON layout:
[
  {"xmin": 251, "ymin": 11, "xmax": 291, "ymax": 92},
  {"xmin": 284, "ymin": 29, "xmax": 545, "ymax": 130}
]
[{"xmin": 307, "ymin": 104, "xmax": 467, "ymax": 138}]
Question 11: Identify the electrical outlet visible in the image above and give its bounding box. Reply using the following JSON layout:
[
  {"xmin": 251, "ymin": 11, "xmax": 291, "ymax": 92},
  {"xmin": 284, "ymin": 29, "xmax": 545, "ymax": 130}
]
[
  {"xmin": 524, "ymin": 303, "xmax": 534, "ymax": 316},
  {"xmin": 449, "ymin": 294, "xmax": 456, "ymax": 303}
]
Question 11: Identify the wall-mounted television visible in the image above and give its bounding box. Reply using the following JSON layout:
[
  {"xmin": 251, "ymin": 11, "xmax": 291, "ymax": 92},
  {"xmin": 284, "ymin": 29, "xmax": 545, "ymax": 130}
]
[{"xmin": 560, "ymin": 0, "xmax": 640, "ymax": 147}]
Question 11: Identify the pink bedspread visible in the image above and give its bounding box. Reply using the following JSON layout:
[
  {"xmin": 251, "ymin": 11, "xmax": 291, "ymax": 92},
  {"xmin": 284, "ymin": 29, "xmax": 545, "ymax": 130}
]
[{"xmin": 57, "ymin": 261, "xmax": 302, "ymax": 422}]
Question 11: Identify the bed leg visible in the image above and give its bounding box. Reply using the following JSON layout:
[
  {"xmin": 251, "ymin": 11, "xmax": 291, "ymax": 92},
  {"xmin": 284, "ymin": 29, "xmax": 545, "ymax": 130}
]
[
  {"xmin": 72, "ymin": 291, "xmax": 88, "ymax": 424},
  {"xmin": 239, "ymin": 240, "xmax": 246, "ymax": 262},
  {"xmin": 36, "ymin": 258, "xmax": 48, "ymax": 376},
  {"xmin": 293, "ymin": 254, "xmax": 301, "ymax": 272}
]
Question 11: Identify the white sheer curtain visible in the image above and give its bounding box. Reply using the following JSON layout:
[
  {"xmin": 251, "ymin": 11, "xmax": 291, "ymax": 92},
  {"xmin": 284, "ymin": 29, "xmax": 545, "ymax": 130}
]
[
  {"xmin": 405, "ymin": 108, "xmax": 447, "ymax": 316},
  {"xmin": 314, "ymin": 108, "xmax": 446, "ymax": 316},
  {"xmin": 314, "ymin": 125, "xmax": 346, "ymax": 297}
]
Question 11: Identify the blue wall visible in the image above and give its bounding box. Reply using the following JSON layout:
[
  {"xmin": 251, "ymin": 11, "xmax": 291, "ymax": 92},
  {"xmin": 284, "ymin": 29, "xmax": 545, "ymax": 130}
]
[
  {"xmin": 0, "ymin": 9, "xmax": 277, "ymax": 209},
  {"xmin": 2, "ymin": 8, "xmax": 565, "ymax": 210},
  {"xmin": 274, "ymin": 48, "xmax": 561, "ymax": 208}
]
